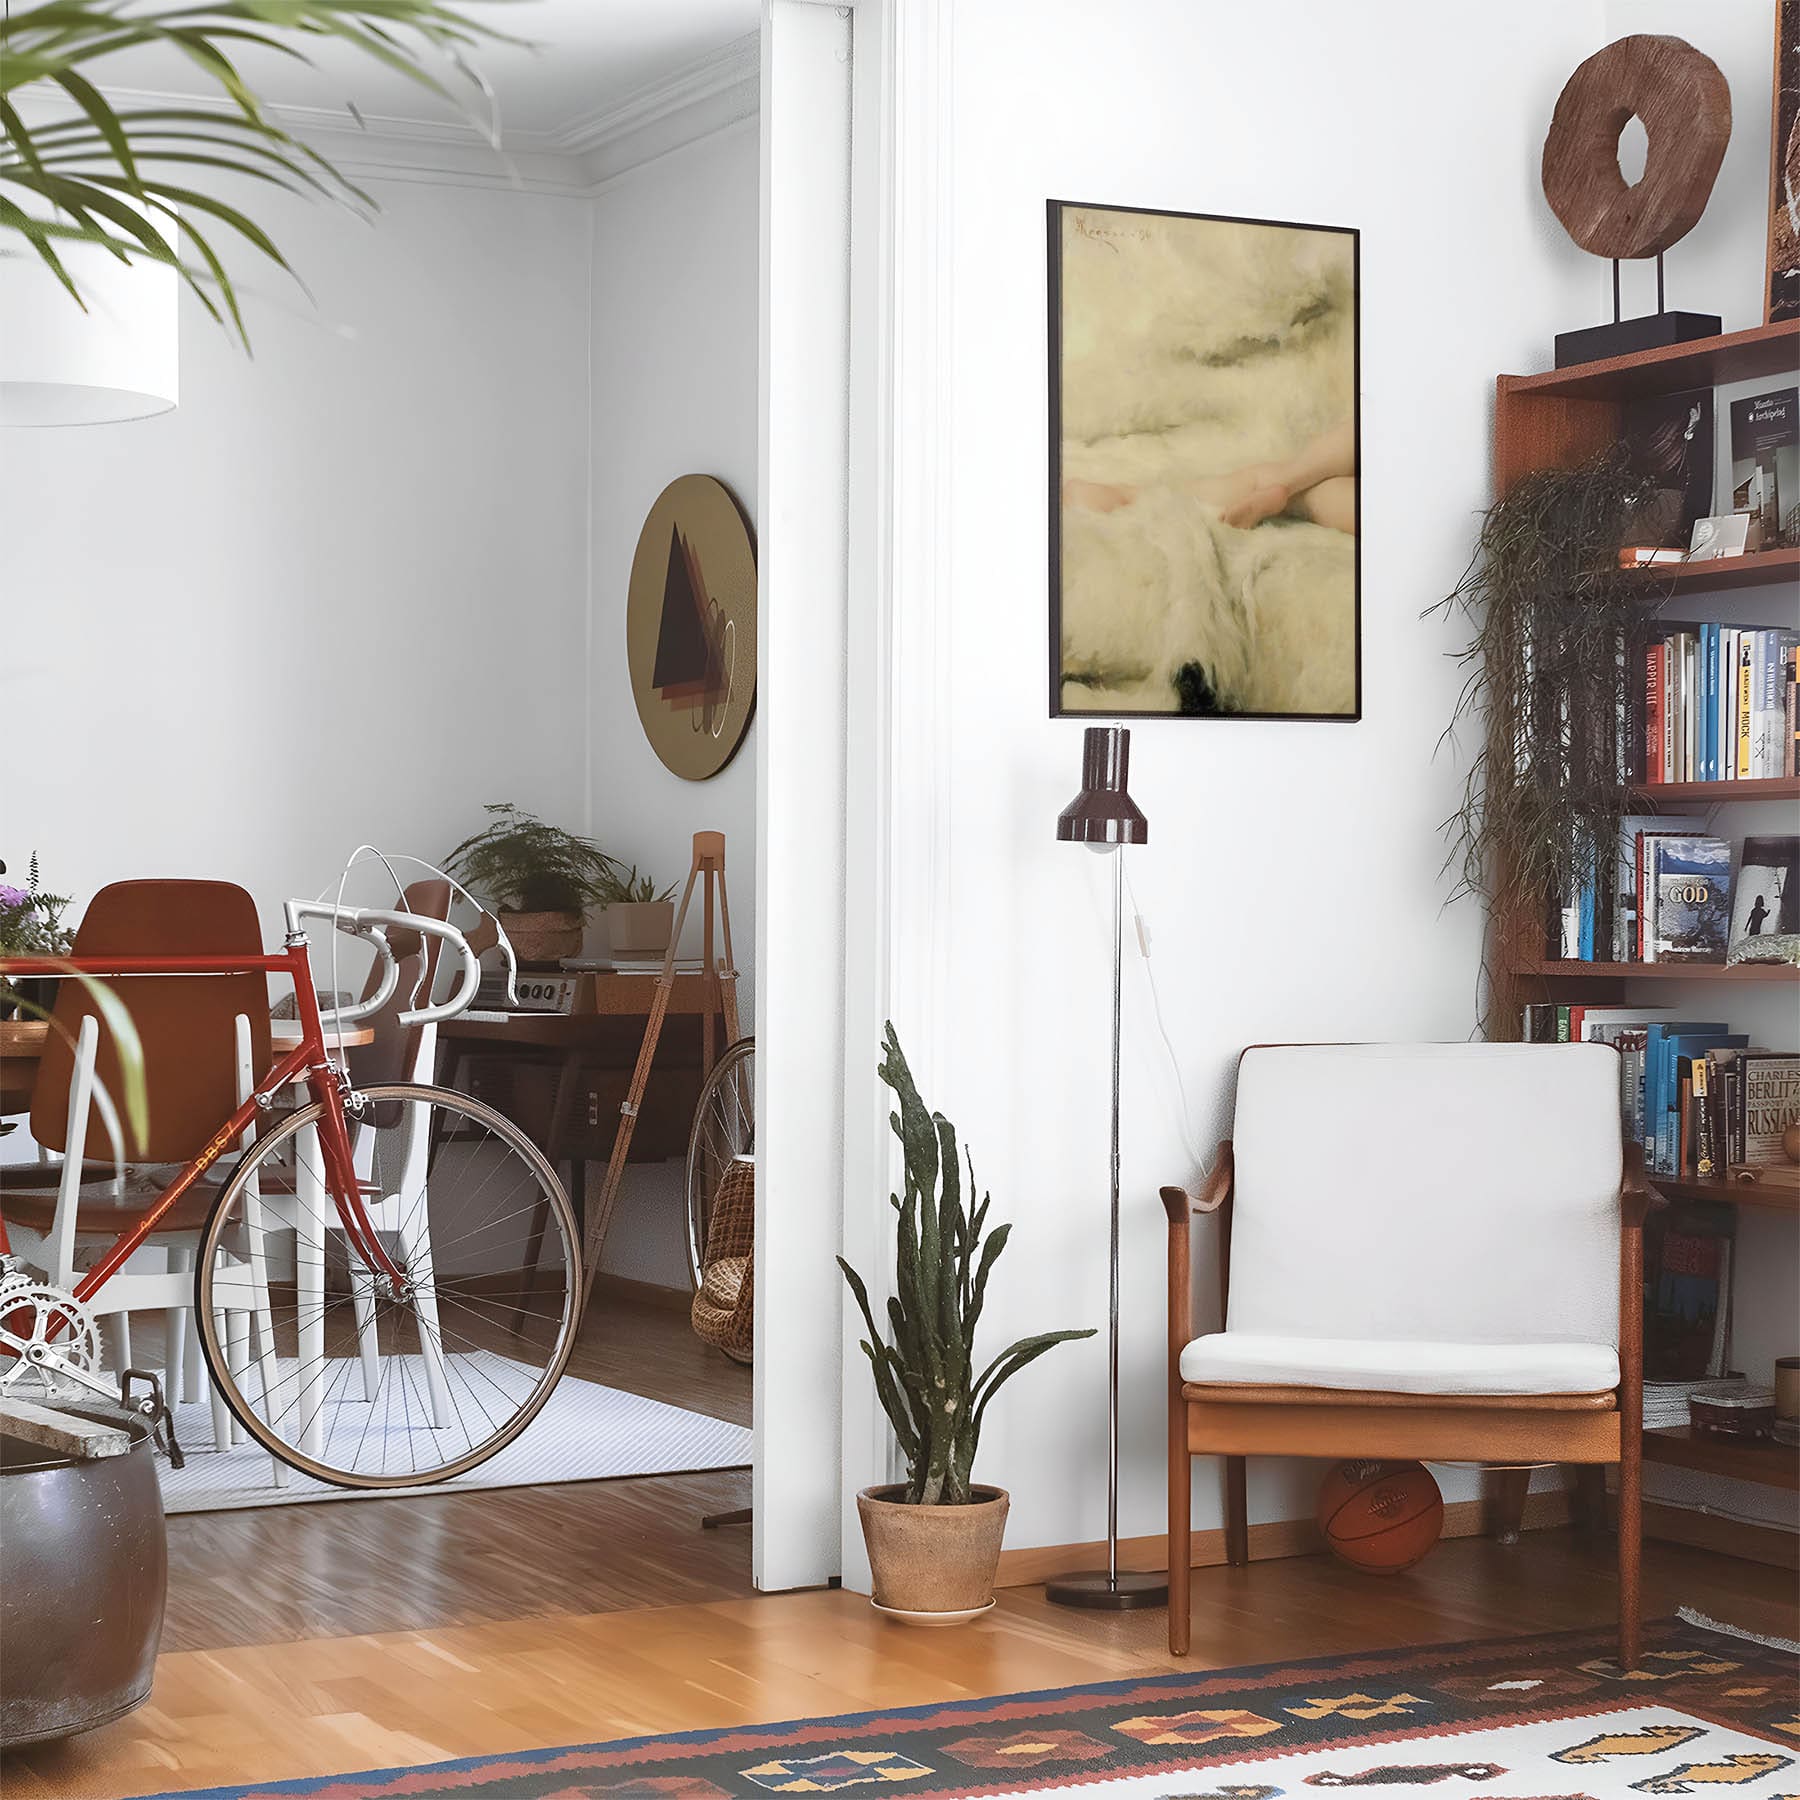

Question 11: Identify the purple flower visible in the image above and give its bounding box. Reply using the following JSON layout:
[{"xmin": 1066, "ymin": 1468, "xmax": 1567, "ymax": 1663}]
[{"xmin": 0, "ymin": 885, "xmax": 31, "ymax": 910}]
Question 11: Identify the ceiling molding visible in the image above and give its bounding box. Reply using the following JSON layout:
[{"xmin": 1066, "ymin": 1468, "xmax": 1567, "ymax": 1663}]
[
  {"xmin": 18, "ymin": 31, "xmax": 761, "ymax": 196},
  {"xmin": 552, "ymin": 31, "xmax": 760, "ymax": 157}
]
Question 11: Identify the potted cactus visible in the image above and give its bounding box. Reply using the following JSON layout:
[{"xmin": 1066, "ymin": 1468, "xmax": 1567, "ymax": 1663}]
[{"xmin": 838, "ymin": 1025, "xmax": 1094, "ymax": 1623}]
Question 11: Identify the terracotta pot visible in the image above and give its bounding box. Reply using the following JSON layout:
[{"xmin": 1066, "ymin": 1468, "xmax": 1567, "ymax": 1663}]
[
  {"xmin": 605, "ymin": 900, "xmax": 675, "ymax": 958},
  {"xmin": 856, "ymin": 1484, "xmax": 1008, "ymax": 1621},
  {"xmin": 499, "ymin": 909, "xmax": 585, "ymax": 969}
]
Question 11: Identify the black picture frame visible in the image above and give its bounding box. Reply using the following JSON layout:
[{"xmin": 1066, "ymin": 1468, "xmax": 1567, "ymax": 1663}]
[{"xmin": 1047, "ymin": 198, "xmax": 1362, "ymax": 722}]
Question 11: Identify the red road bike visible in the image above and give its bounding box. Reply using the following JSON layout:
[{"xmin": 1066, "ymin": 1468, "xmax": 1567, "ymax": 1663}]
[{"xmin": 0, "ymin": 900, "xmax": 581, "ymax": 1488}]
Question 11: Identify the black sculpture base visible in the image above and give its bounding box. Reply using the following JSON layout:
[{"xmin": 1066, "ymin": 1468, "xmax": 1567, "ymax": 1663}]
[
  {"xmin": 1044, "ymin": 1568, "xmax": 1169, "ymax": 1610},
  {"xmin": 1554, "ymin": 310, "xmax": 1721, "ymax": 369}
]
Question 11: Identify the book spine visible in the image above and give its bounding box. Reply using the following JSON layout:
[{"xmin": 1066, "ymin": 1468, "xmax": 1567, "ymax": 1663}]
[
  {"xmin": 1645, "ymin": 640, "xmax": 1663, "ymax": 784},
  {"xmin": 1719, "ymin": 627, "xmax": 1737, "ymax": 779},
  {"xmin": 1737, "ymin": 635, "xmax": 1754, "ymax": 778},
  {"xmin": 1666, "ymin": 639, "xmax": 1679, "ymax": 783},
  {"xmin": 1555, "ymin": 1005, "xmax": 1571, "ymax": 1044},
  {"xmin": 1701, "ymin": 623, "xmax": 1717, "ymax": 783},
  {"xmin": 1679, "ymin": 1069, "xmax": 1693, "ymax": 1178},
  {"xmin": 1680, "ymin": 632, "xmax": 1696, "ymax": 782},
  {"xmin": 1788, "ymin": 645, "xmax": 1799, "ymax": 779},
  {"xmin": 1695, "ymin": 1057, "xmax": 1715, "ymax": 1178}
]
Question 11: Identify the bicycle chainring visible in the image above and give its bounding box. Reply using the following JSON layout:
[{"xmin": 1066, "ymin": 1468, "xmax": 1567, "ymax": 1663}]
[{"xmin": 0, "ymin": 1279, "xmax": 104, "ymax": 1398}]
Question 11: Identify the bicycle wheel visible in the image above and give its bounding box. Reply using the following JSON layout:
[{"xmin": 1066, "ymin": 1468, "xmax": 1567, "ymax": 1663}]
[
  {"xmin": 195, "ymin": 1082, "xmax": 581, "ymax": 1488},
  {"xmin": 685, "ymin": 1037, "xmax": 755, "ymax": 1290}
]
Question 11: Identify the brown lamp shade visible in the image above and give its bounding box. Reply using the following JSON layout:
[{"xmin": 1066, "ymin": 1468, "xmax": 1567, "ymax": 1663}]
[{"xmin": 1056, "ymin": 725, "xmax": 1148, "ymax": 847}]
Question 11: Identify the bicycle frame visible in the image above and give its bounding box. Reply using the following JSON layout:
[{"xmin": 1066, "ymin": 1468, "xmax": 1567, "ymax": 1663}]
[{"xmin": 0, "ymin": 937, "xmax": 406, "ymax": 1301}]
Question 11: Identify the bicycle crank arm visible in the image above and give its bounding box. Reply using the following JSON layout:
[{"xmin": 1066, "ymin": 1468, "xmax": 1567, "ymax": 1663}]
[{"xmin": 0, "ymin": 1327, "xmax": 119, "ymax": 1404}]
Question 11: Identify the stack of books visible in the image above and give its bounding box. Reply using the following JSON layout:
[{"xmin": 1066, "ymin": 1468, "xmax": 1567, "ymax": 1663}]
[
  {"xmin": 1521, "ymin": 1005, "xmax": 1800, "ymax": 1182},
  {"xmin": 1640, "ymin": 624, "xmax": 1799, "ymax": 784},
  {"xmin": 1548, "ymin": 830, "xmax": 1797, "ymax": 967}
]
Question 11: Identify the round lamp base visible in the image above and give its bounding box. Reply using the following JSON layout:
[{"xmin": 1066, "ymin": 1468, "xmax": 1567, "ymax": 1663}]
[{"xmin": 1043, "ymin": 1568, "xmax": 1169, "ymax": 1611}]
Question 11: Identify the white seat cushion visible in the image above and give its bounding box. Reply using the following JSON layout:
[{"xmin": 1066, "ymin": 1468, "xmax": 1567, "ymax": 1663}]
[{"xmin": 1180, "ymin": 1331, "xmax": 1619, "ymax": 1397}]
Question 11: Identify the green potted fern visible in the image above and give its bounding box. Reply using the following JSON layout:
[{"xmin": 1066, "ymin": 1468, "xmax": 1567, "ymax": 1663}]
[
  {"xmin": 445, "ymin": 805, "xmax": 618, "ymax": 968},
  {"xmin": 838, "ymin": 1025, "xmax": 1094, "ymax": 1623}
]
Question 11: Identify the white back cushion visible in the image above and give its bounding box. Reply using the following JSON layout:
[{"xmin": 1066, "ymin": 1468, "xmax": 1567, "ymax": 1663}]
[{"xmin": 1227, "ymin": 1044, "xmax": 1622, "ymax": 1348}]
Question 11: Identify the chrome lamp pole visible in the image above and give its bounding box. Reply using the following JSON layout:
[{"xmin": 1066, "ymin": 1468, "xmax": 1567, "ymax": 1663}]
[{"xmin": 1045, "ymin": 725, "xmax": 1166, "ymax": 1611}]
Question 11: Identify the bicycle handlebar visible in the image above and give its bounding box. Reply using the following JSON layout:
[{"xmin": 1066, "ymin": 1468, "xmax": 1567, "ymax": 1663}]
[{"xmin": 282, "ymin": 900, "xmax": 506, "ymax": 1029}]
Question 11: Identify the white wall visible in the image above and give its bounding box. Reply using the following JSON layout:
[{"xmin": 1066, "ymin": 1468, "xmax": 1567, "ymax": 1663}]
[
  {"xmin": 867, "ymin": 0, "xmax": 1625, "ymax": 1556},
  {"xmin": 2, "ymin": 177, "xmax": 591, "ymax": 924},
  {"xmin": 586, "ymin": 119, "xmax": 763, "ymax": 1285}
]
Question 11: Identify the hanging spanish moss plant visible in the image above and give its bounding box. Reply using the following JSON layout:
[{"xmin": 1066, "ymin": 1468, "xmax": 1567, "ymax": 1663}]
[{"xmin": 1428, "ymin": 446, "xmax": 1663, "ymax": 1034}]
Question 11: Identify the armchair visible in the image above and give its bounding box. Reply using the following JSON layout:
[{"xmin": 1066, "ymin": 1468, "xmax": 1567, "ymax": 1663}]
[{"xmin": 1162, "ymin": 1043, "xmax": 1648, "ymax": 1667}]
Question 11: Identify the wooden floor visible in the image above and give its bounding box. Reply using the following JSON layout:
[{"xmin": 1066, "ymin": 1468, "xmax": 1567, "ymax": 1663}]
[
  {"xmin": 7, "ymin": 1531, "xmax": 1796, "ymax": 1800},
  {"xmin": 7, "ymin": 1299, "xmax": 1798, "ymax": 1798},
  {"xmin": 160, "ymin": 1285, "xmax": 755, "ymax": 1651}
]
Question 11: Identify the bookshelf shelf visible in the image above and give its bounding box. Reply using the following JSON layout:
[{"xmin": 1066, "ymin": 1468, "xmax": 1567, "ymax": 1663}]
[
  {"xmin": 1648, "ymin": 1174, "xmax": 1800, "ymax": 1215},
  {"xmin": 1501, "ymin": 320, "xmax": 1800, "ymax": 403},
  {"xmin": 1628, "ymin": 547, "xmax": 1800, "ymax": 596},
  {"xmin": 1629, "ymin": 776, "xmax": 1800, "ymax": 804},
  {"xmin": 1642, "ymin": 1426, "xmax": 1800, "ymax": 1491},
  {"xmin": 1512, "ymin": 959, "xmax": 1800, "ymax": 983}
]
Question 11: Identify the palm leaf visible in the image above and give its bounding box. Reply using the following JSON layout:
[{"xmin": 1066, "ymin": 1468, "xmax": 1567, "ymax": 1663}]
[{"xmin": 0, "ymin": 0, "xmax": 521, "ymax": 343}]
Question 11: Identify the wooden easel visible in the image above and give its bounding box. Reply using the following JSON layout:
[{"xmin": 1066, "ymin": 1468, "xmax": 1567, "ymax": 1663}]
[{"xmin": 580, "ymin": 831, "xmax": 740, "ymax": 1312}]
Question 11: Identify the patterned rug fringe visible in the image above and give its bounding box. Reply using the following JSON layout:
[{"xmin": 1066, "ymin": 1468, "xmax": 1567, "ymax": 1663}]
[{"xmin": 1678, "ymin": 1604, "xmax": 1800, "ymax": 1654}]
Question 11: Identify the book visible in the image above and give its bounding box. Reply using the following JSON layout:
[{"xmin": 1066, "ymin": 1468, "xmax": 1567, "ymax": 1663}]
[
  {"xmin": 1643, "ymin": 1202, "xmax": 1736, "ymax": 1382},
  {"xmin": 1623, "ymin": 388, "xmax": 1715, "ymax": 547},
  {"xmin": 1646, "ymin": 836, "xmax": 1732, "ymax": 962},
  {"xmin": 1617, "ymin": 814, "xmax": 1705, "ymax": 963},
  {"xmin": 1738, "ymin": 1052, "xmax": 1800, "ymax": 1166},
  {"xmin": 1737, "ymin": 634, "xmax": 1754, "ymax": 777},
  {"xmin": 1728, "ymin": 835, "xmax": 1798, "ymax": 953},
  {"xmin": 1729, "ymin": 387, "xmax": 1798, "ymax": 546},
  {"xmin": 1750, "ymin": 629, "xmax": 1800, "ymax": 776}
]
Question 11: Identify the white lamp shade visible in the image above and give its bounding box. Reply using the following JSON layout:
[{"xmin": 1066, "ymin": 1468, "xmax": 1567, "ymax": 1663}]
[{"xmin": 0, "ymin": 217, "xmax": 179, "ymax": 426}]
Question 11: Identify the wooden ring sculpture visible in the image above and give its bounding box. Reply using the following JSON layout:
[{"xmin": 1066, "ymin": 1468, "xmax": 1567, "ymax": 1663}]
[{"xmin": 1542, "ymin": 34, "xmax": 1731, "ymax": 260}]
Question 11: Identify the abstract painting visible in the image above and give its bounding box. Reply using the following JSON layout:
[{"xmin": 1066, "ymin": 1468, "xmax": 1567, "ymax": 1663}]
[
  {"xmin": 1770, "ymin": 0, "xmax": 1800, "ymax": 322},
  {"xmin": 626, "ymin": 474, "xmax": 757, "ymax": 780},
  {"xmin": 1049, "ymin": 200, "xmax": 1360, "ymax": 719}
]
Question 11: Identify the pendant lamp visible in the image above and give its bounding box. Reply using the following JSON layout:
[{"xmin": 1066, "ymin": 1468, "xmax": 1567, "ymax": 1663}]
[{"xmin": 0, "ymin": 215, "xmax": 178, "ymax": 426}]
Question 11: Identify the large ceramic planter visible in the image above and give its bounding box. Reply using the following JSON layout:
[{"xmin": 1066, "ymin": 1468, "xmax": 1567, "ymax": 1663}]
[
  {"xmin": 500, "ymin": 909, "xmax": 585, "ymax": 969},
  {"xmin": 856, "ymin": 1484, "xmax": 1008, "ymax": 1624},
  {"xmin": 0, "ymin": 1405, "xmax": 167, "ymax": 1746},
  {"xmin": 604, "ymin": 900, "xmax": 675, "ymax": 959}
]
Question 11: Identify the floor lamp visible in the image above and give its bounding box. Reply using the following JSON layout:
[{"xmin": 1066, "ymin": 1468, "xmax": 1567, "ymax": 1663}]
[{"xmin": 1046, "ymin": 725, "xmax": 1167, "ymax": 1611}]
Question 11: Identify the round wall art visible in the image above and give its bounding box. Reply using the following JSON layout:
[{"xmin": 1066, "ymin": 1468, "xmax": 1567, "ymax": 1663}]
[{"xmin": 625, "ymin": 474, "xmax": 757, "ymax": 782}]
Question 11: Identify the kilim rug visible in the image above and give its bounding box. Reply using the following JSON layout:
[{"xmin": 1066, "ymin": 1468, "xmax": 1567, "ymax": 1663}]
[{"xmin": 133, "ymin": 1612, "xmax": 1797, "ymax": 1800}]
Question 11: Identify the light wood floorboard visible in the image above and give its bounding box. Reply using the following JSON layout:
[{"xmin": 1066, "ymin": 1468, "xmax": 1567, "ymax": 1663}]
[{"xmin": 7, "ymin": 1532, "xmax": 1796, "ymax": 1800}]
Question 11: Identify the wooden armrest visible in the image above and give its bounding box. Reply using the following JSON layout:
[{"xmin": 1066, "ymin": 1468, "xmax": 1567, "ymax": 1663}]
[
  {"xmin": 1620, "ymin": 1140, "xmax": 1662, "ymax": 1229},
  {"xmin": 1161, "ymin": 1142, "xmax": 1233, "ymax": 1222}
]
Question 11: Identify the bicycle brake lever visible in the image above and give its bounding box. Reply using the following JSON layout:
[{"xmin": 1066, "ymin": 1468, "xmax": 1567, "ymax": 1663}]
[{"xmin": 121, "ymin": 1367, "xmax": 184, "ymax": 1470}]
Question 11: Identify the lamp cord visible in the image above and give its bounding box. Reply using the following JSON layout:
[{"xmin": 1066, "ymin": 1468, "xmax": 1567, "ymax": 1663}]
[{"xmin": 1120, "ymin": 858, "xmax": 1210, "ymax": 1175}]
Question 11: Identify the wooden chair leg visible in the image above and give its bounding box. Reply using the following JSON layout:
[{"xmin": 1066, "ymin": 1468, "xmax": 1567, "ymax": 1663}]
[
  {"xmin": 1617, "ymin": 1446, "xmax": 1642, "ymax": 1670},
  {"xmin": 1487, "ymin": 1466, "xmax": 1532, "ymax": 1544},
  {"xmin": 1224, "ymin": 1455, "xmax": 1248, "ymax": 1567},
  {"xmin": 1168, "ymin": 1444, "xmax": 1191, "ymax": 1655},
  {"xmin": 1571, "ymin": 1464, "xmax": 1608, "ymax": 1541}
]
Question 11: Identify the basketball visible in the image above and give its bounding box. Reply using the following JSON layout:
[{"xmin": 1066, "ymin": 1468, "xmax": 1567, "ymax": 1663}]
[{"xmin": 1315, "ymin": 1460, "xmax": 1443, "ymax": 1574}]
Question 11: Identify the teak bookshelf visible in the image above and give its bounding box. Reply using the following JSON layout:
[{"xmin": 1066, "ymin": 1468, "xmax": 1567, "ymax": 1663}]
[{"xmin": 1490, "ymin": 321, "xmax": 1800, "ymax": 1527}]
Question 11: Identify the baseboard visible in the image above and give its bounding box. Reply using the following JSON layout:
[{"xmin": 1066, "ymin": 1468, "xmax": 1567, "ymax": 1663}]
[
  {"xmin": 993, "ymin": 1488, "xmax": 1572, "ymax": 1587},
  {"xmin": 1639, "ymin": 1498, "xmax": 1799, "ymax": 1571},
  {"xmin": 590, "ymin": 1272, "xmax": 691, "ymax": 1314}
]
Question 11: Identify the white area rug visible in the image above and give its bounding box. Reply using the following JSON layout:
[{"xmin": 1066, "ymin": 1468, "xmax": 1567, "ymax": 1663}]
[{"xmin": 155, "ymin": 1366, "xmax": 751, "ymax": 1513}]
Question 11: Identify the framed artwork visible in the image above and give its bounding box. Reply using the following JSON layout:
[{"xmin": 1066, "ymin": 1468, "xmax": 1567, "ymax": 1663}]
[
  {"xmin": 1769, "ymin": 0, "xmax": 1800, "ymax": 322},
  {"xmin": 1047, "ymin": 200, "xmax": 1360, "ymax": 720},
  {"xmin": 626, "ymin": 474, "xmax": 757, "ymax": 781}
]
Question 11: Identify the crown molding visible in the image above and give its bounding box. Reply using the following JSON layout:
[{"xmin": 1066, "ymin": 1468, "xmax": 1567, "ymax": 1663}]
[
  {"xmin": 14, "ymin": 31, "xmax": 761, "ymax": 196},
  {"xmin": 554, "ymin": 32, "xmax": 760, "ymax": 159}
]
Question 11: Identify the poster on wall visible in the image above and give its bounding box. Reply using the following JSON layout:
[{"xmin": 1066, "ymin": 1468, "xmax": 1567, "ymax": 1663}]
[
  {"xmin": 1770, "ymin": 0, "xmax": 1800, "ymax": 323},
  {"xmin": 1048, "ymin": 200, "xmax": 1360, "ymax": 721}
]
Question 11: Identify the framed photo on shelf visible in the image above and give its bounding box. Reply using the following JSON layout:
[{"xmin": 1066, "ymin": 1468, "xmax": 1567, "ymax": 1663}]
[{"xmin": 1047, "ymin": 200, "xmax": 1361, "ymax": 721}]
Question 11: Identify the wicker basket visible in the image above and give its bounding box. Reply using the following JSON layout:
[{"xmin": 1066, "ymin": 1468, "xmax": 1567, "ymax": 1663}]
[{"xmin": 691, "ymin": 1155, "xmax": 754, "ymax": 1363}]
